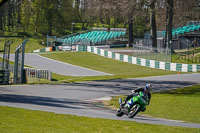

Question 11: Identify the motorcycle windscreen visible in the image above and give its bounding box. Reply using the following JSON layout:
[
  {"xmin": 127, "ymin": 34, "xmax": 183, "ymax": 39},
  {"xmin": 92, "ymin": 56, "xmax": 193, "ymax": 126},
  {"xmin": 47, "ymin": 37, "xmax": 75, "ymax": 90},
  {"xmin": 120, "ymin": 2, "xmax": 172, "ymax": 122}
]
[{"xmin": 119, "ymin": 98, "xmax": 122, "ymax": 104}]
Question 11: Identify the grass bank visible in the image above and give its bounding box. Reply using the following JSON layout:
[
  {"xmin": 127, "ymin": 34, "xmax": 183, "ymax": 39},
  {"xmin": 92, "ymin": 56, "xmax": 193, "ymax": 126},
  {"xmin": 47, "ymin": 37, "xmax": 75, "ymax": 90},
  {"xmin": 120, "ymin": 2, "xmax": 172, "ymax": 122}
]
[
  {"xmin": 0, "ymin": 106, "xmax": 199, "ymax": 133},
  {"xmin": 41, "ymin": 52, "xmax": 177, "ymax": 82},
  {"xmin": 109, "ymin": 84, "xmax": 200, "ymax": 123},
  {"xmin": 0, "ymin": 37, "xmax": 45, "ymax": 53}
]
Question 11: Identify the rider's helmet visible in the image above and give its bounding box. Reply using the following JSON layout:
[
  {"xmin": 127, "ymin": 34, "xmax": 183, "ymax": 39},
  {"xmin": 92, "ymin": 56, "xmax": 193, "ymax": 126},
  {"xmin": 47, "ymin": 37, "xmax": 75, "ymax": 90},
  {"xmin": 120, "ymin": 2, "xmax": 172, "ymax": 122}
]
[{"xmin": 144, "ymin": 84, "xmax": 152, "ymax": 92}]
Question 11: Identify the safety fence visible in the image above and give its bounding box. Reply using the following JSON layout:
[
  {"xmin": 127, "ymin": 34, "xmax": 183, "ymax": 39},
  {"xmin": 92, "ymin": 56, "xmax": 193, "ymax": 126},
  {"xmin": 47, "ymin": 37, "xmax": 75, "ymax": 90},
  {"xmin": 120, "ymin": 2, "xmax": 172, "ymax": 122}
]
[
  {"xmin": 86, "ymin": 46, "xmax": 200, "ymax": 72},
  {"xmin": 25, "ymin": 68, "xmax": 52, "ymax": 81},
  {"xmin": 132, "ymin": 44, "xmax": 171, "ymax": 62}
]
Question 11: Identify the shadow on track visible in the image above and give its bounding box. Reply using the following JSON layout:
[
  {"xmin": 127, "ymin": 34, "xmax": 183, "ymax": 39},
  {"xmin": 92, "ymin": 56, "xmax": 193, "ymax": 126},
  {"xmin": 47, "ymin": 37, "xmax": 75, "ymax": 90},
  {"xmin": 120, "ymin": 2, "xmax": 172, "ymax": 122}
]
[
  {"xmin": 0, "ymin": 94, "xmax": 91, "ymax": 109},
  {"xmin": 60, "ymin": 79, "xmax": 197, "ymax": 93}
]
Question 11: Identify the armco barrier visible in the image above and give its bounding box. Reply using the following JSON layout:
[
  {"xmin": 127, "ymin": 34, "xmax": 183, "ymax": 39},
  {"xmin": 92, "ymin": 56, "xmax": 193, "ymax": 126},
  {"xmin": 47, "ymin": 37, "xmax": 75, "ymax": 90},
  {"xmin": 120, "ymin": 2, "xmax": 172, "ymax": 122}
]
[
  {"xmin": 33, "ymin": 46, "xmax": 76, "ymax": 53},
  {"xmin": 0, "ymin": 69, "xmax": 10, "ymax": 85},
  {"xmin": 33, "ymin": 47, "xmax": 52, "ymax": 53},
  {"xmin": 76, "ymin": 45, "xmax": 87, "ymax": 52},
  {"xmin": 86, "ymin": 46, "xmax": 200, "ymax": 72}
]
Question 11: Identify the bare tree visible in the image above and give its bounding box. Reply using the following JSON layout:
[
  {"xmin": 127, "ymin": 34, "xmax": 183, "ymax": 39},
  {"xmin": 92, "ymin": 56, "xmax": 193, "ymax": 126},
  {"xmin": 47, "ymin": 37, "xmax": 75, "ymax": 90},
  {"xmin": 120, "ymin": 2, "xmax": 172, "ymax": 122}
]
[
  {"xmin": 173, "ymin": 0, "xmax": 200, "ymax": 27},
  {"xmin": 145, "ymin": 0, "xmax": 157, "ymax": 49},
  {"xmin": 90, "ymin": 0, "xmax": 144, "ymax": 46}
]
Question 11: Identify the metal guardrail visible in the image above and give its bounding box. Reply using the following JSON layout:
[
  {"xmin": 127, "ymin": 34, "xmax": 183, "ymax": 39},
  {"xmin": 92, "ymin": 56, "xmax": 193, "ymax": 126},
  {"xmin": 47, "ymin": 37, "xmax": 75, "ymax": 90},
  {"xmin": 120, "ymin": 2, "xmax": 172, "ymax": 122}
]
[{"xmin": 0, "ymin": 69, "xmax": 10, "ymax": 85}]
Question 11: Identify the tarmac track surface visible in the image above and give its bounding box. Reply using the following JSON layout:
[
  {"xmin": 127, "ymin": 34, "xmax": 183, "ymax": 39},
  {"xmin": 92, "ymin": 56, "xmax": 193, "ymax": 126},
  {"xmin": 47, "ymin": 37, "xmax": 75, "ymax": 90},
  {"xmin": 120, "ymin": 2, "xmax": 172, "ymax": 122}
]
[
  {"xmin": 1, "ymin": 74, "xmax": 200, "ymax": 128},
  {"xmin": 0, "ymin": 53, "xmax": 112, "ymax": 76}
]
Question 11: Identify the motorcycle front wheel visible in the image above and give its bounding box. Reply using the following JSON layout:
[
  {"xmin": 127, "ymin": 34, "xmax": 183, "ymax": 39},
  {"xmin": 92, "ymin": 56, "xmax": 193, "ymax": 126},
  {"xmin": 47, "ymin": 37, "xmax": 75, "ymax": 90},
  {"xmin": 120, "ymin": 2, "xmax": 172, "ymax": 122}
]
[
  {"xmin": 116, "ymin": 107, "xmax": 124, "ymax": 117},
  {"xmin": 128, "ymin": 104, "xmax": 141, "ymax": 118}
]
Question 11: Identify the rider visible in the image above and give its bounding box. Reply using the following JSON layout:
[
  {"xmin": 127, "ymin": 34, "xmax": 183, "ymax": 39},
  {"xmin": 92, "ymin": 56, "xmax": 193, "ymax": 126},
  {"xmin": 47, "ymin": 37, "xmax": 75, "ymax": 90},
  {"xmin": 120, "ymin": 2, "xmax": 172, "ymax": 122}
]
[{"xmin": 122, "ymin": 84, "xmax": 152, "ymax": 111}]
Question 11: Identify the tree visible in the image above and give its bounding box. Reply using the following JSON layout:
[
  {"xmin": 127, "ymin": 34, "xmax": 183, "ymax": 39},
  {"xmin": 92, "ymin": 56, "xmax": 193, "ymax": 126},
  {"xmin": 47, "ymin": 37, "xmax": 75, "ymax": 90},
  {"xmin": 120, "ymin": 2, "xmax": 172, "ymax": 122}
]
[
  {"xmin": 87, "ymin": 0, "xmax": 144, "ymax": 46},
  {"xmin": 165, "ymin": 0, "xmax": 174, "ymax": 49},
  {"xmin": 145, "ymin": 0, "xmax": 157, "ymax": 49},
  {"xmin": 20, "ymin": 0, "xmax": 32, "ymax": 32},
  {"xmin": 20, "ymin": 0, "xmax": 74, "ymax": 35}
]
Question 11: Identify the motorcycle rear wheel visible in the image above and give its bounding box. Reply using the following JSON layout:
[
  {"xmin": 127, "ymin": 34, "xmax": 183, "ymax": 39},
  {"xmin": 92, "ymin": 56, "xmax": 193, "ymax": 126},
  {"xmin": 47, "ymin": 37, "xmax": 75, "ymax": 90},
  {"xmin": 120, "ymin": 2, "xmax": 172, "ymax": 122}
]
[
  {"xmin": 116, "ymin": 107, "xmax": 124, "ymax": 117},
  {"xmin": 128, "ymin": 104, "xmax": 141, "ymax": 118}
]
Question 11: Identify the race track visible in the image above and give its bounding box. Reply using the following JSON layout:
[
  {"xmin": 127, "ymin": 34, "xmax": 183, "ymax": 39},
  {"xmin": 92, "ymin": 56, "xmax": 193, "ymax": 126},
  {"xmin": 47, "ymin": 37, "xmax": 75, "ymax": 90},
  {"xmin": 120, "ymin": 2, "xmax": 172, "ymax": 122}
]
[
  {"xmin": 1, "ymin": 74, "xmax": 200, "ymax": 128},
  {"xmin": 0, "ymin": 53, "xmax": 112, "ymax": 76}
]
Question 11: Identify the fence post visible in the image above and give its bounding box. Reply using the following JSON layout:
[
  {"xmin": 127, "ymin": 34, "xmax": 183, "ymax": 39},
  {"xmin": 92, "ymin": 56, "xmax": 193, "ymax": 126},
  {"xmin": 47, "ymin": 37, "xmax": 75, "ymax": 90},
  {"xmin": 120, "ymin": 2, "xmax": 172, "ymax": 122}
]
[
  {"xmin": 192, "ymin": 56, "xmax": 193, "ymax": 63},
  {"xmin": 13, "ymin": 40, "xmax": 28, "ymax": 84},
  {"xmin": 199, "ymin": 57, "xmax": 200, "ymax": 64},
  {"xmin": 13, "ymin": 50, "xmax": 19, "ymax": 84},
  {"xmin": 195, "ymin": 57, "xmax": 197, "ymax": 63}
]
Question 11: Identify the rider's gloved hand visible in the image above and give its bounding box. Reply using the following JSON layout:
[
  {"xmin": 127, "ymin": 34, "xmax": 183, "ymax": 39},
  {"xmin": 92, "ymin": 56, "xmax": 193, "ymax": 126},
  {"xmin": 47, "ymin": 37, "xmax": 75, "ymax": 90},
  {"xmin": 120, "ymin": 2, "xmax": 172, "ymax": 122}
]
[{"xmin": 132, "ymin": 89, "xmax": 135, "ymax": 93}]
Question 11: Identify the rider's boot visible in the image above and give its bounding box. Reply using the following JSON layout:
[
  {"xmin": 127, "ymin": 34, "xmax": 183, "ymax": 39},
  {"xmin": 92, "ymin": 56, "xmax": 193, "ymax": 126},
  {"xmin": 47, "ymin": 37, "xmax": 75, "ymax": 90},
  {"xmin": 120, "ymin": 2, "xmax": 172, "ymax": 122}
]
[{"xmin": 141, "ymin": 107, "xmax": 146, "ymax": 112}]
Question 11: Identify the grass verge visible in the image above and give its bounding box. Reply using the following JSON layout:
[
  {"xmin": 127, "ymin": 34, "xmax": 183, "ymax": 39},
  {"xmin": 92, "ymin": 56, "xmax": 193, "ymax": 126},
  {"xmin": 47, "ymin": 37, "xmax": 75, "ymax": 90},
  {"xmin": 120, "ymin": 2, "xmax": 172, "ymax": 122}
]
[
  {"xmin": 0, "ymin": 106, "xmax": 199, "ymax": 133},
  {"xmin": 41, "ymin": 52, "xmax": 177, "ymax": 82},
  {"xmin": 109, "ymin": 84, "xmax": 200, "ymax": 123}
]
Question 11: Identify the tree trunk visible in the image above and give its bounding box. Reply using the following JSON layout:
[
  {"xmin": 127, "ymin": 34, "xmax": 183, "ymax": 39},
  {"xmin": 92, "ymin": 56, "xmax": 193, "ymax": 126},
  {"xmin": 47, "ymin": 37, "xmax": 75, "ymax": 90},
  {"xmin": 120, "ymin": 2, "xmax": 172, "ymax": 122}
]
[
  {"xmin": 0, "ymin": 13, "xmax": 4, "ymax": 35},
  {"xmin": 150, "ymin": 2, "xmax": 157, "ymax": 49},
  {"xmin": 128, "ymin": 19, "xmax": 133, "ymax": 47},
  {"xmin": 165, "ymin": 0, "xmax": 174, "ymax": 50},
  {"xmin": 47, "ymin": 9, "xmax": 53, "ymax": 35},
  {"xmin": 82, "ymin": 22, "xmax": 85, "ymax": 30},
  {"xmin": 7, "ymin": 1, "xmax": 12, "ymax": 32},
  {"xmin": 17, "ymin": 0, "xmax": 21, "ymax": 24},
  {"xmin": 107, "ymin": 17, "xmax": 110, "ymax": 32},
  {"xmin": 0, "ymin": 8, "xmax": 3, "ymax": 30},
  {"xmin": 145, "ymin": 0, "xmax": 157, "ymax": 49}
]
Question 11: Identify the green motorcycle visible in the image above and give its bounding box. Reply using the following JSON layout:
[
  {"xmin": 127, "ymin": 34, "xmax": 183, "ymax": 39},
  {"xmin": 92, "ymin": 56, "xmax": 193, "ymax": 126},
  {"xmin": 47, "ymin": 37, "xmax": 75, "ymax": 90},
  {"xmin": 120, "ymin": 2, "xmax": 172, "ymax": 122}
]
[{"xmin": 116, "ymin": 91, "xmax": 149, "ymax": 118}]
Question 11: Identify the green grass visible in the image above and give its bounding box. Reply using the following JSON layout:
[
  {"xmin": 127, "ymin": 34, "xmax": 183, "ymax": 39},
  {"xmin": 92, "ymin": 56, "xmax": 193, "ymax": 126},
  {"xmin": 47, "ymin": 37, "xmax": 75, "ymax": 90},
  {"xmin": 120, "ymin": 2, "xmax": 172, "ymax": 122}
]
[
  {"xmin": 0, "ymin": 106, "xmax": 199, "ymax": 133},
  {"xmin": 172, "ymin": 48, "xmax": 200, "ymax": 64},
  {"xmin": 110, "ymin": 84, "xmax": 200, "ymax": 123},
  {"xmin": 174, "ymin": 47, "xmax": 200, "ymax": 55},
  {"xmin": 0, "ymin": 37, "xmax": 45, "ymax": 53},
  {"xmin": 172, "ymin": 54, "xmax": 200, "ymax": 64},
  {"xmin": 41, "ymin": 52, "xmax": 176, "ymax": 81}
]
